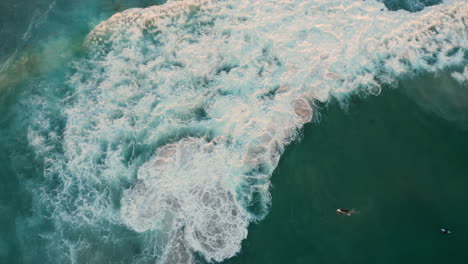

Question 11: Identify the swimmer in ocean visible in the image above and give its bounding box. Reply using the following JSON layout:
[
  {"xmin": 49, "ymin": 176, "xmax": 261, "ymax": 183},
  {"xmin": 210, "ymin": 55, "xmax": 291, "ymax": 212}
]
[
  {"xmin": 441, "ymin": 228, "xmax": 452, "ymax": 234},
  {"xmin": 336, "ymin": 209, "xmax": 352, "ymax": 216}
]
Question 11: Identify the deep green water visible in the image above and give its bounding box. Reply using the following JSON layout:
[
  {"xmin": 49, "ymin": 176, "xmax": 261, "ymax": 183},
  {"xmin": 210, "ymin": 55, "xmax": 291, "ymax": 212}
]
[{"xmin": 227, "ymin": 87, "xmax": 468, "ymax": 264}]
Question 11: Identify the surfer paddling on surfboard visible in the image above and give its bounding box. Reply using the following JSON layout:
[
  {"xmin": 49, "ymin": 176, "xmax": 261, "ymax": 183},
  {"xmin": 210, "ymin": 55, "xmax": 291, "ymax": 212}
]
[{"xmin": 336, "ymin": 209, "xmax": 353, "ymax": 216}]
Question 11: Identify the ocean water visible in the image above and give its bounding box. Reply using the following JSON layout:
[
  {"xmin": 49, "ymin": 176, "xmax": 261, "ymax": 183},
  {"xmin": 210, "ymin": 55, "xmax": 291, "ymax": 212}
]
[
  {"xmin": 0, "ymin": 0, "xmax": 467, "ymax": 263},
  {"xmin": 226, "ymin": 85, "xmax": 468, "ymax": 264}
]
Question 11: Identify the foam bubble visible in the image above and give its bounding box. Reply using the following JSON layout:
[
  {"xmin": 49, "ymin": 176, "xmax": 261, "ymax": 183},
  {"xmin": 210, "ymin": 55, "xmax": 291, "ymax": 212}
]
[{"xmin": 452, "ymin": 67, "xmax": 468, "ymax": 86}]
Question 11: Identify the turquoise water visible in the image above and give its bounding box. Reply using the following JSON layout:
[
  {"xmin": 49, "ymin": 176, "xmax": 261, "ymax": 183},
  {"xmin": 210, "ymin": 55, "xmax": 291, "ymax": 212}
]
[{"xmin": 1, "ymin": 0, "xmax": 467, "ymax": 263}]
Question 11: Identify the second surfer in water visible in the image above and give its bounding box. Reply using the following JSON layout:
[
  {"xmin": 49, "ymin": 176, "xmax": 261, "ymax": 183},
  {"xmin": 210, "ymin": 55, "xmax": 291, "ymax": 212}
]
[{"xmin": 441, "ymin": 228, "xmax": 452, "ymax": 234}]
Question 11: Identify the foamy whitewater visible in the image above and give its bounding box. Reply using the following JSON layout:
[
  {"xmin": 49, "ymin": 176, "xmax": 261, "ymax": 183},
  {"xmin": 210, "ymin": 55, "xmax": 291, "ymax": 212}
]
[{"xmin": 24, "ymin": 0, "xmax": 467, "ymax": 263}]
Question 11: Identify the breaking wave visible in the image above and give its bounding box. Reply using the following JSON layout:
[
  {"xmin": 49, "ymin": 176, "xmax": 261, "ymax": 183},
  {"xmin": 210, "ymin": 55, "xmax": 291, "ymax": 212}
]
[{"xmin": 24, "ymin": 0, "xmax": 467, "ymax": 263}]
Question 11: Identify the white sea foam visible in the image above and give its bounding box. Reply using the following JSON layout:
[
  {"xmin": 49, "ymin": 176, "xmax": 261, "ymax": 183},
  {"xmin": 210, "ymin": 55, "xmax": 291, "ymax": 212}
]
[
  {"xmin": 121, "ymin": 138, "xmax": 248, "ymax": 261},
  {"xmin": 452, "ymin": 66, "xmax": 468, "ymax": 85},
  {"xmin": 25, "ymin": 0, "xmax": 468, "ymax": 263}
]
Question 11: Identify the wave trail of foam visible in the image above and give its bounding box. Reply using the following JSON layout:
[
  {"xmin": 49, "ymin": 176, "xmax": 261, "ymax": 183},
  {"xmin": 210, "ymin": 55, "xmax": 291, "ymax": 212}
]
[
  {"xmin": 25, "ymin": 0, "xmax": 467, "ymax": 263},
  {"xmin": 121, "ymin": 138, "xmax": 249, "ymax": 262}
]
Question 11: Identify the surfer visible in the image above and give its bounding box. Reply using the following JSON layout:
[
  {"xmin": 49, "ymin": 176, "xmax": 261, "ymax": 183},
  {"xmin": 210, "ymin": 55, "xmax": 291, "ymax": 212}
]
[
  {"xmin": 336, "ymin": 209, "xmax": 352, "ymax": 216},
  {"xmin": 441, "ymin": 228, "xmax": 451, "ymax": 234}
]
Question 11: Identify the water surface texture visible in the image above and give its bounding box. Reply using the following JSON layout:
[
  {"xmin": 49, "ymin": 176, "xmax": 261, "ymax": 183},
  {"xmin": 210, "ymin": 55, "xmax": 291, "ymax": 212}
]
[
  {"xmin": 226, "ymin": 86, "xmax": 468, "ymax": 264},
  {"xmin": 0, "ymin": 0, "xmax": 467, "ymax": 263}
]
